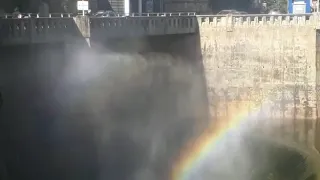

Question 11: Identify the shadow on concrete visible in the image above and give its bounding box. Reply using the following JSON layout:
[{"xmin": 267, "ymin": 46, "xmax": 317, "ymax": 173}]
[
  {"xmin": 316, "ymin": 120, "xmax": 320, "ymax": 153},
  {"xmin": 0, "ymin": 24, "xmax": 211, "ymax": 180},
  {"xmin": 0, "ymin": 17, "xmax": 89, "ymax": 46}
]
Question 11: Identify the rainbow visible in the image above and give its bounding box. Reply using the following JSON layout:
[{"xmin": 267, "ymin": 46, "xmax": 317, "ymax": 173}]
[{"xmin": 171, "ymin": 101, "xmax": 266, "ymax": 180}]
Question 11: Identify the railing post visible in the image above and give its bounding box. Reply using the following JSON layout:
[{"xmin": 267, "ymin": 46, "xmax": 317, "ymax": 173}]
[
  {"xmin": 226, "ymin": 14, "xmax": 234, "ymax": 31},
  {"xmin": 261, "ymin": 16, "xmax": 267, "ymax": 25},
  {"xmin": 254, "ymin": 16, "xmax": 258, "ymax": 25},
  {"xmin": 270, "ymin": 15, "xmax": 275, "ymax": 24},
  {"xmin": 277, "ymin": 16, "xmax": 283, "ymax": 25}
]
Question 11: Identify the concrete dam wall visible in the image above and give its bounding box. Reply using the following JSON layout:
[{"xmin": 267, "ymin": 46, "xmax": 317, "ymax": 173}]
[
  {"xmin": 197, "ymin": 15, "xmax": 320, "ymax": 178},
  {"xmin": 1, "ymin": 16, "xmax": 320, "ymax": 180},
  {"xmin": 198, "ymin": 16, "xmax": 320, "ymax": 149}
]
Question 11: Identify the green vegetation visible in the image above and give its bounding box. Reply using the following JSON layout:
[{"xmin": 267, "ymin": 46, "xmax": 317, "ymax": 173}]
[{"xmin": 265, "ymin": 0, "xmax": 287, "ymax": 13}]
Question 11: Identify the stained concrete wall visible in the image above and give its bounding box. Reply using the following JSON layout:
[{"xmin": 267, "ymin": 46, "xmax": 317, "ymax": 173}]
[{"xmin": 198, "ymin": 15, "xmax": 320, "ymax": 152}]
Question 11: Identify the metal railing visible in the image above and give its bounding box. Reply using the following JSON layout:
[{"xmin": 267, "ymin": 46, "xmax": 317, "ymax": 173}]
[
  {"xmin": 197, "ymin": 13, "xmax": 313, "ymax": 19},
  {"xmin": 1, "ymin": 13, "xmax": 73, "ymax": 18},
  {"xmin": 197, "ymin": 13, "xmax": 313, "ymax": 17},
  {"xmin": 128, "ymin": 12, "xmax": 196, "ymax": 17},
  {"xmin": 0, "ymin": 12, "xmax": 196, "ymax": 18},
  {"xmin": 2, "ymin": 12, "xmax": 317, "ymax": 19},
  {"xmin": 197, "ymin": 13, "xmax": 315, "ymax": 22}
]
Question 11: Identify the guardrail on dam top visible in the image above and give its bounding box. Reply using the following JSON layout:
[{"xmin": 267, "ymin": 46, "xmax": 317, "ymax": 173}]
[
  {"xmin": 1, "ymin": 12, "xmax": 196, "ymax": 18},
  {"xmin": 2, "ymin": 13, "xmax": 320, "ymax": 45},
  {"xmin": 198, "ymin": 13, "xmax": 320, "ymax": 27},
  {"xmin": 0, "ymin": 13, "xmax": 197, "ymax": 45}
]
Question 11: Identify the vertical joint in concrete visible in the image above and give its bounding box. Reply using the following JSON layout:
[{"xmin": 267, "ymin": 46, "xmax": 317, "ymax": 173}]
[
  {"xmin": 226, "ymin": 14, "xmax": 234, "ymax": 32},
  {"xmin": 73, "ymin": 15, "xmax": 91, "ymax": 38},
  {"xmin": 73, "ymin": 15, "xmax": 91, "ymax": 46}
]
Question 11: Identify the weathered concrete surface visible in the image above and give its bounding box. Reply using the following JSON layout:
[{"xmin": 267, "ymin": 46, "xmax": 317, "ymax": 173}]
[
  {"xmin": 198, "ymin": 15, "xmax": 320, "ymax": 153},
  {"xmin": 197, "ymin": 16, "xmax": 320, "ymax": 177},
  {"xmin": 0, "ymin": 16, "xmax": 197, "ymax": 45}
]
